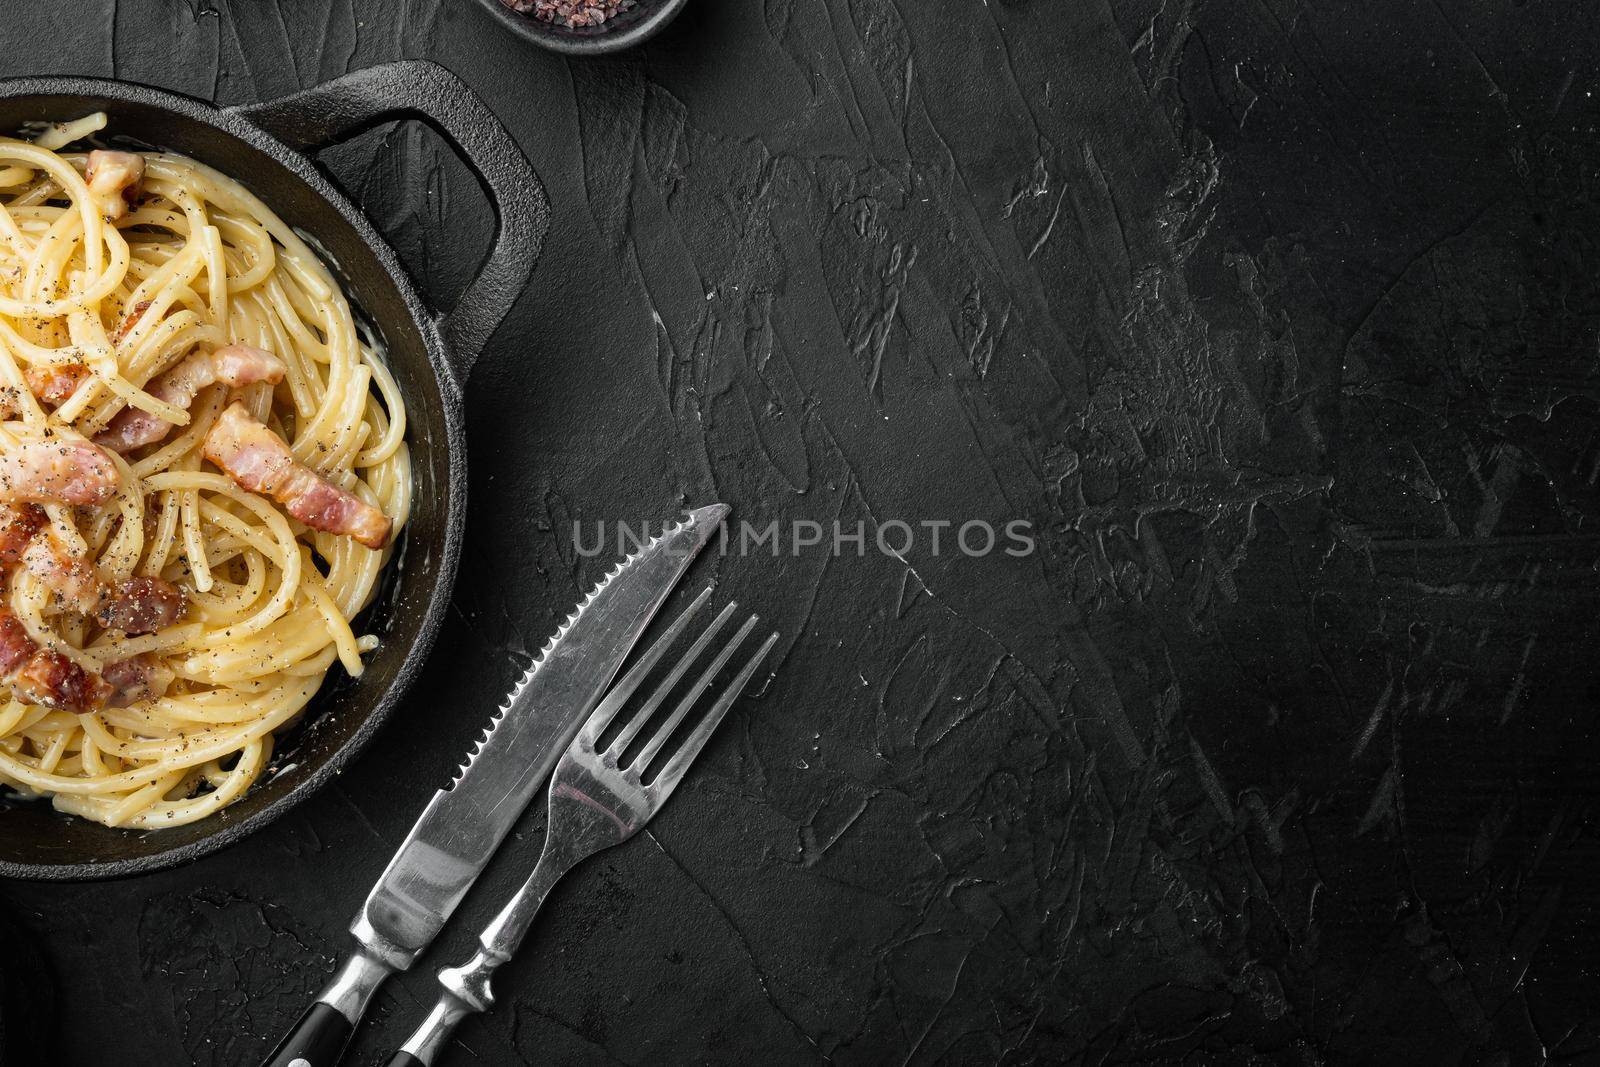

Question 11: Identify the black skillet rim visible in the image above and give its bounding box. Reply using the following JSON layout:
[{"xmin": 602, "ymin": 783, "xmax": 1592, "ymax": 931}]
[{"xmin": 0, "ymin": 75, "xmax": 467, "ymax": 882}]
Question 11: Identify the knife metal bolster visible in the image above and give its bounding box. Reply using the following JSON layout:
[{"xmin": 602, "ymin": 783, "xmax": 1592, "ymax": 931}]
[{"xmin": 318, "ymin": 945, "xmax": 396, "ymax": 1024}]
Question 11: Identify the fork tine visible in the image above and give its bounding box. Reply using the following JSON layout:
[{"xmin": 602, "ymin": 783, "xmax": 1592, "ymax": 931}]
[
  {"xmin": 581, "ymin": 586, "xmax": 714, "ymax": 743},
  {"xmin": 607, "ymin": 601, "xmax": 739, "ymax": 756},
  {"xmin": 633, "ymin": 614, "xmax": 759, "ymax": 771},
  {"xmin": 643, "ymin": 630, "xmax": 778, "ymax": 797}
]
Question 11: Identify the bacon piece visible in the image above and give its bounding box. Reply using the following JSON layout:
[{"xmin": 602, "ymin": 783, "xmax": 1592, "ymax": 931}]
[
  {"xmin": 0, "ymin": 504, "xmax": 44, "ymax": 565},
  {"xmin": 0, "ymin": 601, "xmax": 177, "ymax": 711},
  {"xmin": 0, "ymin": 613, "xmax": 35, "ymax": 677},
  {"xmin": 12, "ymin": 649, "xmax": 111, "ymax": 712},
  {"xmin": 83, "ymin": 150, "xmax": 144, "ymax": 220},
  {"xmin": 24, "ymin": 364, "xmax": 89, "ymax": 405},
  {"xmin": 21, "ymin": 532, "xmax": 185, "ymax": 630},
  {"xmin": 0, "ymin": 611, "xmax": 110, "ymax": 713},
  {"xmin": 95, "ymin": 345, "xmax": 287, "ymax": 455},
  {"xmin": 113, "ymin": 299, "xmax": 152, "ymax": 346},
  {"xmin": 0, "ymin": 440, "xmax": 119, "ymax": 506},
  {"xmin": 21, "ymin": 534, "xmax": 102, "ymax": 615},
  {"xmin": 203, "ymin": 403, "xmax": 391, "ymax": 549},
  {"xmin": 96, "ymin": 576, "xmax": 184, "ymax": 635},
  {"xmin": 210, "ymin": 344, "xmax": 287, "ymax": 387},
  {"xmin": 101, "ymin": 653, "xmax": 173, "ymax": 707},
  {"xmin": 0, "ymin": 367, "xmax": 82, "ymax": 419}
]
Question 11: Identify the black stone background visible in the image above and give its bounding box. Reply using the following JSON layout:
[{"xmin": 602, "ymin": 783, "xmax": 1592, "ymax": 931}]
[{"xmin": 1, "ymin": 0, "xmax": 1600, "ymax": 1063}]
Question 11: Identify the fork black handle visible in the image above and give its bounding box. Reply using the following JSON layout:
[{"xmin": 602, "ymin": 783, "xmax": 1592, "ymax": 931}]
[{"xmin": 384, "ymin": 1055, "xmax": 425, "ymax": 1067}]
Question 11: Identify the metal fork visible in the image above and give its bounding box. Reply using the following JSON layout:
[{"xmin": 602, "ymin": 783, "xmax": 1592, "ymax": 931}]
[{"xmin": 385, "ymin": 589, "xmax": 778, "ymax": 1067}]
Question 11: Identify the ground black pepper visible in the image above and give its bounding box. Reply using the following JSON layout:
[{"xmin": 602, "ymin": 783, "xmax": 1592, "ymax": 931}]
[{"xmin": 501, "ymin": 0, "xmax": 638, "ymax": 29}]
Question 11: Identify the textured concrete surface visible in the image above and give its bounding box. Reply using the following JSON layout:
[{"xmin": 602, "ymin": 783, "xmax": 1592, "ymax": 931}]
[{"xmin": 3, "ymin": 0, "xmax": 1600, "ymax": 1063}]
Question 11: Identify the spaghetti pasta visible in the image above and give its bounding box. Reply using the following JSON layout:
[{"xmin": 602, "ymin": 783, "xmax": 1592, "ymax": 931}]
[{"xmin": 0, "ymin": 119, "xmax": 410, "ymax": 829}]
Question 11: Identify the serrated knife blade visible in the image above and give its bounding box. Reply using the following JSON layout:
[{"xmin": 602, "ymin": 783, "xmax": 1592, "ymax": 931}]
[{"xmin": 263, "ymin": 504, "xmax": 727, "ymax": 1067}]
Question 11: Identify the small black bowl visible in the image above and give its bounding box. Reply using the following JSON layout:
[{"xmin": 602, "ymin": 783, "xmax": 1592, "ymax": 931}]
[{"xmin": 474, "ymin": 0, "xmax": 688, "ymax": 55}]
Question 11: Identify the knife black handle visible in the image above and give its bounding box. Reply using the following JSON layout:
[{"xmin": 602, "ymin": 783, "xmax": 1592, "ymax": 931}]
[
  {"xmin": 383, "ymin": 1054, "xmax": 426, "ymax": 1067},
  {"xmin": 262, "ymin": 1002, "xmax": 353, "ymax": 1067},
  {"xmin": 261, "ymin": 946, "xmax": 396, "ymax": 1067}
]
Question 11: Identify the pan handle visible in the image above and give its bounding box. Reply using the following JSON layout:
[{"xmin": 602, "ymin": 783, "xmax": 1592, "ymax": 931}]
[{"xmin": 230, "ymin": 60, "xmax": 548, "ymax": 392}]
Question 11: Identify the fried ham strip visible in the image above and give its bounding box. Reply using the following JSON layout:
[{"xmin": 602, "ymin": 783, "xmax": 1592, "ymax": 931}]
[
  {"xmin": 100, "ymin": 653, "xmax": 173, "ymax": 708},
  {"xmin": 0, "ymin": 504, "xmax": 44, "ymax": 565},
  {"xmin": 0, "ymin": 440, "xmax": 119, "ymax": 506},
  {"xmin": 0, "ymin": 610, "xmax": 169, "ymax": 712},
  {"xmin": 113, "ymin": 300, "xmax": 152, "ymax": 346},
  {"xmin": 97, "ymin": 576, "xmax": 185, "ymax": 635},
  {"xmin": 19, "ymin": 533, "xmax": 183, "ymax": 633},
  {"xmin": 0, "ymin": 514, "xmax": 180, "ymax": 708},
  {"xmin": 24, "ymin": 364, "xmax": 90, "ymax": 406},
  {"xmin": 0, "ymin": 505, "xmax": 181, "ymax": 708},
  {"xmin": 203, "ymin": 402, "xmax": 391, "ymax": 549},
  {"xmin": 83, "ymin": 149, "xmax": 144, "ymax": 221},
  {"xmin": 21, "ymin": 535, "xmax": 100, "ymax": 615},
  {"xmin": 96, "ymin": 344, "xmax": 287, "ymax": 455},
  {"xmin": 0, "ymin": 611, "xmax": 110, "ymax": 711}
]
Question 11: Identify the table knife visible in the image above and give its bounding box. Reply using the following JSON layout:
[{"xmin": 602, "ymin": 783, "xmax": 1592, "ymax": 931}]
[{"xmin": 263, "ymin": 503, "xmax": 728, "ymax": 1067}]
